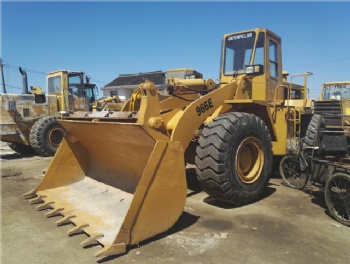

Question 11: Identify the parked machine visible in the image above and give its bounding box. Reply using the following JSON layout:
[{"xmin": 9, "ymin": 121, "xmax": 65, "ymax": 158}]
[
  {"xmin": 24, "ymin": 28, "xmax": 313, "ymax": 257},
  {"xmin": 0, "ymin": 69, "xmax": 98, "ymax": 156},
  {"xmin": 303, "ymin": 81, "xmax": 350, "ymax": 155},
  {"xmin": 165, "ymin": 67, "xmax": 203, "ymax": 80},
  {"xmin": 316, "ymin": 82, "xmax": 350, "ymax": 120},
  {"xmin": 280, "ymin": 115, "xmax": 350, "ymax": 226},
  {"xmin": 91, "ymin": 68, "xmax": 203, "ymax": 111},
  {"xmin": 91, "ymin": 95, "xmax": 123, "ymax": 111}
]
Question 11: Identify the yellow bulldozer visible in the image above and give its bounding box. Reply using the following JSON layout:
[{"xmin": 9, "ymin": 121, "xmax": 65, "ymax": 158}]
[
  {"xmin": 0, "ymin": 69, "xmax": 98, "ymax": 156},
  {"xmin": 24, "ymin": 28, "xmax": 313, "ymax": 257}
]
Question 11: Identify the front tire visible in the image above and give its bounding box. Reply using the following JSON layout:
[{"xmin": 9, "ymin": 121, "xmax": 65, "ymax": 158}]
[
  {"xmin": 195, "ymin": 112, "xmax": 273, "ymax": 206},
  {"xmin": 29, "ymin": 116, "xmax": 65, "ymax": 156}
]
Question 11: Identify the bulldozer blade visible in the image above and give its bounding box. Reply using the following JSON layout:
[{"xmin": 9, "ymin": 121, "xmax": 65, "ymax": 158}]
[{"xmin": 24, "ymin": 120, "xmax": 187, "ymax": 257}]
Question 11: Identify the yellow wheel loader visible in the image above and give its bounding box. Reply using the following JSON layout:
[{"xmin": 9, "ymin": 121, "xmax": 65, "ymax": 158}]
[
  {"xmin": 313, "ymin": 81, "xmax": 350, "ymax": 135},
  {"xmin": 304, "ymin": 81, "xmax": 350, "ymax": 156},
  {"xmin": 91, "ymin": 95, "xmax": 124, "ymax": 111},
  {"xmin": 24, "ymin": 28, "xmax": 313, "ymax": 257},
  {"xmin": 0, "ymin": 69, "xmax": 98, "ymax": 156}
]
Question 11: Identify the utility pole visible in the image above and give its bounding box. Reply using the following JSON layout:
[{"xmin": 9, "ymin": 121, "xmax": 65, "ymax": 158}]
[{"xmin": 0, "ymin": 58, "xmax": 6, "ymax": 93}]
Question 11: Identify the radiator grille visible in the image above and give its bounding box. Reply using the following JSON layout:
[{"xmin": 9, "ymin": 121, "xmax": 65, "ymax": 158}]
[
  {"xmin": 23, "ymin": 108, "xmax": 30, "ymax": 117},
  {"xmin": 314, "ymin": 101, "xmax": 341, "ymax": 126}
]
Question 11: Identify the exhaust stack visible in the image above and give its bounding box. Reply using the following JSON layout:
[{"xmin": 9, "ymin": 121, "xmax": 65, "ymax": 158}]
[{"xmin": 19, "ymin": 67, "xmax": 30, "ymax": 94}]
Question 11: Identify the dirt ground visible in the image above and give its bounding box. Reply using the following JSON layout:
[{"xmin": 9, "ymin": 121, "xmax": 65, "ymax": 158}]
[{"xmin": 1, "ymin": 142, "xmax": 349, "ymax": 264}]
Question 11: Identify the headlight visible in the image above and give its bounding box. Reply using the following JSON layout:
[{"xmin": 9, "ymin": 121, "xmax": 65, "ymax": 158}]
[{"xmin": 245, "ymin": 64, "xmax": 264, "ymax": 75}]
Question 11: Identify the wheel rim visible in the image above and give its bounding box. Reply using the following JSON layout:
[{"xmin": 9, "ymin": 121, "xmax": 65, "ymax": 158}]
[
  {"xmin": 48, "ymin": 127, "xmax": 65, "ymax": 148},
  {"xmin": 327, "ymin": 175, "xmax": 350, "ymax": 223},
  {"xmin": 282, "ymin": 158, "xmax": 297, "ymax": 178},
  {"xmin": 235, "ymin": 136, "xmax": 264, "ymax": 184},
  {"xmin": 280, "ymin": 156, "xmax": 308, "ymax": 189}
]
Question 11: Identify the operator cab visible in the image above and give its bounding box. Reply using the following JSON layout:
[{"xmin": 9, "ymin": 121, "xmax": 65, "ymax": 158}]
[
  {"xmin": 321, "ymin": 82, "xmax": 350, "ymax": 100},
  {"xmin": 47, "ymin": 70, "xmax": 98, "ymax": 113},
  {"xmin": 220, "ymin": 28, "xmax": 283, "ymax": 102}
]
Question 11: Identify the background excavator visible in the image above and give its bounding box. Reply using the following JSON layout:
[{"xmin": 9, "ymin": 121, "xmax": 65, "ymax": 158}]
[{"xmin": 24, "ymin": 28, "xmax": 313, "ymax": 257}]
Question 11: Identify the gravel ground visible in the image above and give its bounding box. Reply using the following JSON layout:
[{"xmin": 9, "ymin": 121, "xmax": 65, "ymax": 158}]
[{"xmin": 1, "ymin": 142, "xmax": 349, "ymax": 264}]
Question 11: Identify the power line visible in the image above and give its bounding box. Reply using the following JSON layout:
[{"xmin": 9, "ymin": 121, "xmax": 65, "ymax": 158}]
[
  {"xmin": 2, "ymin": 59, "xmax": 108, "ymax": 86},
  {"xmin": 1, "ymin": 59, "xmax": 46, "ymax": 75},
  {"xmin": 0, "ymin": 83, "xmax": 23, "ymax": 90},
  {"xmin": 22, "ymin": 68, "xmax": 46, "ymax": 75},
  {"xmin": 288, "ymin": 57, "xmax": 350, "ymax": 70},
  {"xmin": 89, "ymin": 77, "xmax": 107, "ymax": 85}
]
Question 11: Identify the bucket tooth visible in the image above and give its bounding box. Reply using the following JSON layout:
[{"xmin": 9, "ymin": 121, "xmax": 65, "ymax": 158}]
[
  {"xmin": 36, "ymin": 201, "xmax": 54, "ymax": 211},
  {"xmin": 80, "ymin": 233, "xmax": 104, "ymax": 247},
  {"xmin": 67, "ymin": 224, "xmax": 89, "ymax": 235},
  {"xmin": 45, "ymin": 208, "xmax": 64, "ymax": 217},
  {"xmin": 94, "ymin": 243, "xmax": 126, "ymax": 258},
  {"xmin": 29, "ymin": 195, "xmax": 46, "ymax": 205},
  {"xmin": 22, "ymin": 189, "xmax": 37, "ymax": 199},
  {"xmin": 56, "ymin": 214, "xmax": 76, "ymax": 226}
]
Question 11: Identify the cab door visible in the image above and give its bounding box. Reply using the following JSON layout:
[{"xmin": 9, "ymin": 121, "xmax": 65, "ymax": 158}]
[
  {"xmin": 266, "ymin": 32, "xmax": 283, "ymax": 102},
  {"xmin": 68, "ymin": 73, "xmax": 86, "ymax": 111}
]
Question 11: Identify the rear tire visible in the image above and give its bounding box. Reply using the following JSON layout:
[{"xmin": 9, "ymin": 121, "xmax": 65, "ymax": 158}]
[
  {"xmin": 325, "ymin": 172, "xmax": 350, "ymax": 226},
  {"xmin": 195, "ymin": 112, "xmax": 272, "ymax": 206},
  {"xmin": 304, "ymin": 114, "xmax": 325, "ymax": 155},
  {"xmin": 7, "ymin": 142, "xmax": 35, "ymax": 155},
  {"xmin": 29, "ymin": 116, "xmax": 65, "ymax": 157}
]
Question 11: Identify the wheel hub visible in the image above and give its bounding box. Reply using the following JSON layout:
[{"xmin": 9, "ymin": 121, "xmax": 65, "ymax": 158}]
[
  {"xmin": 235, "ymin": 136, "xmax": 264, "ymax": 184},
  {"xmin": 48, "ymin": 128, "xmax": 65, "ymax": 148}
]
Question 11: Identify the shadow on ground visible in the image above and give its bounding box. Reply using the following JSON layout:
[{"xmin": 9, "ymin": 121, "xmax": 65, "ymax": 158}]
[
  {"xmin": 97, "ymin": 212, "xmax": 200, "ymax": 263},
  {"xmin": 0, "ymin": 152, "xmax": 37, "ymax": 160}
]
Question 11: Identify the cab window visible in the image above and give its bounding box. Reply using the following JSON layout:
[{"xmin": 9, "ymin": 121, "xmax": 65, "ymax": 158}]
[
  {"xmin": 68, "ymin": 74, "xmax": 84, "ymax": 96},
  {"xmin": 254, "ymin": 32, "xmax": 265, "ymax": 66},
  {"xmin": 269, "ymin": 40, "xmax": 278, "ymax": 79},
  {"xmin": 224, "ymin": 32, "xmax": 256, "ymax": 75},
  {"xmin": 48, "ymin": 76, "xmax": 61, "ymax": 94}
]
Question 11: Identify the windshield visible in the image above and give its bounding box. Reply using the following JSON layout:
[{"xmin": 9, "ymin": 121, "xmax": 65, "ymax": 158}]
[
  {"xmin": 48, "ymin": 76, "xmax": 61, "ymax": 94},
  {"xmin": 322, "ymin": 83, "xmax": 350, "ymax": 100},
  {"xmin": 224, "ymin": 31, "xmax": 263, "ymax": 75},
  {"xmin": 68, "ymin": 74, "xmax": 84, "ymax": 96},
  {"xmin": 85, "ymin": 84, "xmax": 97, "ymax": 102},
  {"xmin": 166, "ymin": 71, "xmax": 186, "ymax": 79}
]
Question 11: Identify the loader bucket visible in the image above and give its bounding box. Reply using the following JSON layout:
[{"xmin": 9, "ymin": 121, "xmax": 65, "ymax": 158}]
[{"xmin": 23, "ymin": 120, "xmax": 187, "ymax": 257}]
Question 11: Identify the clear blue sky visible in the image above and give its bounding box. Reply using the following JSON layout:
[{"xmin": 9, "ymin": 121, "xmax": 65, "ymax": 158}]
[{"xmin": 1, "ymin": 1, "xmax": 349, "ymax": 98}]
